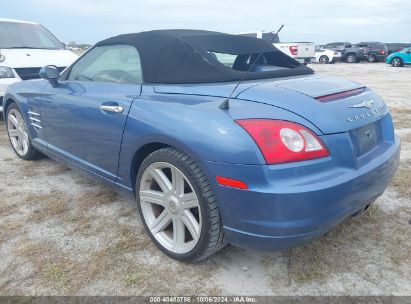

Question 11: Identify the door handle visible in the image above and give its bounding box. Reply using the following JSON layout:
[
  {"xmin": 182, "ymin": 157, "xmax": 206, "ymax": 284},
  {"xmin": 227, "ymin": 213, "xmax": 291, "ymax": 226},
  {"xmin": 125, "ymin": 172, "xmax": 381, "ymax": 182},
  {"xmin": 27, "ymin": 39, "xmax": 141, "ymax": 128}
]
[{"xmin": 100, "ymin": 105, "xmax": 124, "ymax": 113}]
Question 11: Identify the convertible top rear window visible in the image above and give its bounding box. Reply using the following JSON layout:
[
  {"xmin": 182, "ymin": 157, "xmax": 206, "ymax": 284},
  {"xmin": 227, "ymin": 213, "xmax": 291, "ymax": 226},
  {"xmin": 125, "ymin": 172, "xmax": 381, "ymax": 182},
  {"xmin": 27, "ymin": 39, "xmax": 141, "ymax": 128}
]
[
  {"xmin": 95, "ymin": 30, "xmax": 313, "ymax": 84},
  {"xmin": 208, "ymin": 50, "xmax": 294, "ymax": 73}
]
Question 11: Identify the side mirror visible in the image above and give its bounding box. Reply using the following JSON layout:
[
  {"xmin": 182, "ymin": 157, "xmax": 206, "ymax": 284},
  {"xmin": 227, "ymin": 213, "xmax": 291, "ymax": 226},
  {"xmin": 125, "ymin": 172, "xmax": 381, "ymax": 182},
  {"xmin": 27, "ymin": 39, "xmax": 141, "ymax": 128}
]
[{"xmin": 39, "ymin": 65, "xmax": 59, "ymax": 86}]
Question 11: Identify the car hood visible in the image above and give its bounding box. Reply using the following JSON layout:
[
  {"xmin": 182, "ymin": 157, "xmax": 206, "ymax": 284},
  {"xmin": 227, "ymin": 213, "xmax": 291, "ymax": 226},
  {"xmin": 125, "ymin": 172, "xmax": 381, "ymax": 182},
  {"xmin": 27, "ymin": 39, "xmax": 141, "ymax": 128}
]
[
  {"xmin": 0, "ymin": 48, "xmax": 78, "ymax": 68},
  {"xmin": 236, "ymin": 74, "xmax": 388, "ymax": 134}
]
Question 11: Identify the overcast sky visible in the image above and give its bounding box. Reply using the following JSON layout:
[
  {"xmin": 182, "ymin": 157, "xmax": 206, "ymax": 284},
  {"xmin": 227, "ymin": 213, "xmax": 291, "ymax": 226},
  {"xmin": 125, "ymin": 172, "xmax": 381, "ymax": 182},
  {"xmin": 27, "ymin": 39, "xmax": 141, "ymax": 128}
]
[{"xmin": 3, "ymin": 0, "xmax": 411, "ymax": 44}]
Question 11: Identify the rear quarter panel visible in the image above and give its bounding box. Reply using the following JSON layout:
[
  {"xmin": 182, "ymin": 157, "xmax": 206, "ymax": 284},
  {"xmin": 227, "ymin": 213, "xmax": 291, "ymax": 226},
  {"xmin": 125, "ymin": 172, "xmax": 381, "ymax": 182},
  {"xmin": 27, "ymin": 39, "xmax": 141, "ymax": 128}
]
[{"xmin": 116, "ymin": 85, "xmax": 320, "ymax": 190}]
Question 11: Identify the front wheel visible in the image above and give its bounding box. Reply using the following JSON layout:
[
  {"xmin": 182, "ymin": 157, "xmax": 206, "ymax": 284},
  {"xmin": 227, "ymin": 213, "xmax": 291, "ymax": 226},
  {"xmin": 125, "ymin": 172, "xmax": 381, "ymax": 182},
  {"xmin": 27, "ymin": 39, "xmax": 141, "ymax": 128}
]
[
  {"xmin": 6, "ymin": 103, "xmax": 40, "ymax": 160},
  {"xmin": 319, "ymin": 55, "xmax": 329, "ymax": 64},
  {"xmin": 391, "ymin": 57, "xmax": 403, "ymax": 67},
  {"xmin": 136, "ymin": 147, "xmax": 225, "ymax": 262}
]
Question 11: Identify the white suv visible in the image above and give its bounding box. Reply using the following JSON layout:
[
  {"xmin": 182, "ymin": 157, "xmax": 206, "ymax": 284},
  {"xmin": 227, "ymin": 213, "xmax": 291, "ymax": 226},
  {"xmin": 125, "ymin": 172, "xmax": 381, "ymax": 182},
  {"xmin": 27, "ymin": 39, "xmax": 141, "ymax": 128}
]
[{"xmin": 0, "ymin": 18, "xmax": 78, "ymax": 111}]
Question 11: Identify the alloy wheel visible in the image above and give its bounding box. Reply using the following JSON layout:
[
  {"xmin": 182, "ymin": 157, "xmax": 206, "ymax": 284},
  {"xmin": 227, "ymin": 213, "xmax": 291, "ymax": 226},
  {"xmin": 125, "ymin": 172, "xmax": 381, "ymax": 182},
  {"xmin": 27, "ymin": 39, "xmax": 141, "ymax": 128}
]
[
  {"xmin": 139, "ymin": 162, "xmax": 202, "ymax": 254},
  {"xmin": 319, "ymin": 56, "xmax": 329, "ymax": 64},
  {"xmin": 7, "ymin": 109, "xmax": 29, "ymax": 156},
  {"xmin": 392, "ymin": 58, "xmax": 402, "ymax": 67}
]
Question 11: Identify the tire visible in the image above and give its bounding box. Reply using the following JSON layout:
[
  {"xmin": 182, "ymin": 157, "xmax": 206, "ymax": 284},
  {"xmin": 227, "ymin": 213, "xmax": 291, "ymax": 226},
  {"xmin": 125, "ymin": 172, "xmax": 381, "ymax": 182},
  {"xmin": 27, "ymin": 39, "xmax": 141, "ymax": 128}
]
[
  {"xmin": 391, "ymin": 57, "xmax": 403, "ymax": 67},
  {"xmin": 5, "ymin": 102, "xmax": 40, "ymax": 160},
  {"xmin": 368, "ymin": 55, "xmax": 377, "ymax": 63},
  {"xmin": 346, "ymin": 53, "xmax": 356, "ymax": 63},
  {"xmin": 136, "ymin": 147, "xmax": 225, "ymax": 262},
  {"xmin": 319, "ymin": 55, "xmax": 329, "ymax": 64}
]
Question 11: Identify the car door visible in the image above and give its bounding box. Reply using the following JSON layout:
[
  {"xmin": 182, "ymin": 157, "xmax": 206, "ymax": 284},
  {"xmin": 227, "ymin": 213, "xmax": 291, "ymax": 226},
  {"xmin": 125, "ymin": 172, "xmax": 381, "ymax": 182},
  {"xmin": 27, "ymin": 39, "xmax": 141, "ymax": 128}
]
[{"xmin": 40, "ymin": 44, "xmax": 142, "ymax": 181}]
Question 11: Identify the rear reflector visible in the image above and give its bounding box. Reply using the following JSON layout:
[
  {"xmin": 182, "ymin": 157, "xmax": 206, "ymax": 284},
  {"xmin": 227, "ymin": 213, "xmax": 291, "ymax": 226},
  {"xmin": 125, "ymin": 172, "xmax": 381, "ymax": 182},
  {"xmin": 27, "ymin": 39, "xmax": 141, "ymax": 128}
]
[
  {"xmin": 315, "ymin": 87, "xmax": 366, "ymax": 102},
  {"xmin": 215, "ymin": 176, "xmax": 248, "ymax": 190}
]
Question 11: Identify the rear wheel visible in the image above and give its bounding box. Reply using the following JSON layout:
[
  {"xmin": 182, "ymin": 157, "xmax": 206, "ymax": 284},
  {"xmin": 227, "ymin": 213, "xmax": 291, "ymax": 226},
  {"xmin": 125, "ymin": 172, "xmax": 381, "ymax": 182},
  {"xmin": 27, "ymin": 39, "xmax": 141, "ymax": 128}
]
[
  {"xmin": 136, "ymin": 147, "xmax": 225, "ymax": 262},
  {"xmin": 6, "ymin": 103, "xmax": 40, "ymax": 160},
  {"xmin": 391, "ymin": 57, "xmax": 403, "ymax": 67},
  {"xmin": 319, "ymin": 55, "xmax": 329, "ymax": 64},
  {"xmin": 346, "ymin": 53, "xmax": 357, "ymax": 63}
]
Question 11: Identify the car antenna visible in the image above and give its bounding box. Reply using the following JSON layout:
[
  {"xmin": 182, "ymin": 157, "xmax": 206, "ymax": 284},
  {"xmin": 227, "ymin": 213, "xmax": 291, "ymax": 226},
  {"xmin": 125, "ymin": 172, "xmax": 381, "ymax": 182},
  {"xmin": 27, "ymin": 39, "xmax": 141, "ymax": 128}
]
[{"xmin": 219, "ymin": 24, "xmax": 285, "ymax": 110}]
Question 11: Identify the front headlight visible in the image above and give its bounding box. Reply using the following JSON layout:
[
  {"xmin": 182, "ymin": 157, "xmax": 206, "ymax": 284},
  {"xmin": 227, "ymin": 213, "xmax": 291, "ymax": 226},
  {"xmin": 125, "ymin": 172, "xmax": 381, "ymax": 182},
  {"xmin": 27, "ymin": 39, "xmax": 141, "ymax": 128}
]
[{"xmin": 0, "ymin": 66, "xmax": 15, "ymax": 79}]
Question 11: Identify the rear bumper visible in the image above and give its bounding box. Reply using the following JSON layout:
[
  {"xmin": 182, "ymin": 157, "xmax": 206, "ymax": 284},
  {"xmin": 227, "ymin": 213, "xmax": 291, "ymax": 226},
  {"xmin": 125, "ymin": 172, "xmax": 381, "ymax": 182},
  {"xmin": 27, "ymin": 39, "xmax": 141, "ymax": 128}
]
[{"xmin": 205, "ymin": 124, "xmax": 400, "ymax": 250}]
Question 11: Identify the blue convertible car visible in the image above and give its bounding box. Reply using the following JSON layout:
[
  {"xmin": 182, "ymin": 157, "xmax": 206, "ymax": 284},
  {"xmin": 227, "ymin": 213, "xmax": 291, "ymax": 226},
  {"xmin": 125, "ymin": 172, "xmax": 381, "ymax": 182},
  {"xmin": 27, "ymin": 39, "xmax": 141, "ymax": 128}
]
[{"xmin": 3, "ymin": 30, "xmax": 400, "ymax": 261}]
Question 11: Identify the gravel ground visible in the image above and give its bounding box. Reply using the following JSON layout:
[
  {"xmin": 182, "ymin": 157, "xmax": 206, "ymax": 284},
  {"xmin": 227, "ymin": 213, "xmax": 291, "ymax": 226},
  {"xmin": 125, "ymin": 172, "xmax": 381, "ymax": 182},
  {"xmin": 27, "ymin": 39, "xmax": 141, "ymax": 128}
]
[{"xmin": 0, "ymin": 63, "xmax": 410, "ymax": 296}]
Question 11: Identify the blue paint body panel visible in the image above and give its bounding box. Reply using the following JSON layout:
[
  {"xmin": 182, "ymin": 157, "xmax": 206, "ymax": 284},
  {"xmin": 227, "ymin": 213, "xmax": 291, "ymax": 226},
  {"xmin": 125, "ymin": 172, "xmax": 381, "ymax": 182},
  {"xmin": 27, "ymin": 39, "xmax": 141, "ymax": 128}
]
[{"xmin": 3, "ymin": 71, "xmax": 400, "ymax": 251}]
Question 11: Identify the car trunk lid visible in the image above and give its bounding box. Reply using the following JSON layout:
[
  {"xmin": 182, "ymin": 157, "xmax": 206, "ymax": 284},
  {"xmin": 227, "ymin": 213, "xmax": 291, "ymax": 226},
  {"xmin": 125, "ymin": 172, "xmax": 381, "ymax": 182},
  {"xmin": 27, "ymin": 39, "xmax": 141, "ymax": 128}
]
[{"xmin": 237, "ymin": 74, "xmax": 388, "ymax": 135}]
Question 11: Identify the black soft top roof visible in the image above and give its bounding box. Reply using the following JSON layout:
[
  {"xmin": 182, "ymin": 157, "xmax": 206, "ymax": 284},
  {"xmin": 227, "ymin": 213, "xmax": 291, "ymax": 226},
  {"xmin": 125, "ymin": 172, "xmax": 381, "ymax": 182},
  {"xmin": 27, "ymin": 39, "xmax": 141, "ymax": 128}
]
[{"xmin": 96, "ymin": 29, "xmax": 313, "ymax": 84}]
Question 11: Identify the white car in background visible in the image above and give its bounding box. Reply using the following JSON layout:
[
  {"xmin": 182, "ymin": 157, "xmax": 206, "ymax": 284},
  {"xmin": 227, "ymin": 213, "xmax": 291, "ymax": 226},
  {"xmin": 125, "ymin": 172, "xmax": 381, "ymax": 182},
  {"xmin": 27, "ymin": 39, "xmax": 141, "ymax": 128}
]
[
  {"xmin": 313, "ymin": 46, "xmax": 342, "ymax": 64},
  {"xmin": 0, "ymin": 18, "xmax": 78, "ymax": 112},
  {"xmin": 238, "ymin": 31, "xmax": 315, "ymax": 64}
]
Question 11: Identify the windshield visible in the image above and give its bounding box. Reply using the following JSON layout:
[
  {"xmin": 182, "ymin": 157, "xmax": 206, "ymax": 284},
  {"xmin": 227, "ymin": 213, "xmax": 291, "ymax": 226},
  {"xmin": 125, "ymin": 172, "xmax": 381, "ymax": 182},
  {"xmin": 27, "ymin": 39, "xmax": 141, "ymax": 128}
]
[{"xmin": 0, "ymin": 21, "xmax": 64, "ymax": 49}]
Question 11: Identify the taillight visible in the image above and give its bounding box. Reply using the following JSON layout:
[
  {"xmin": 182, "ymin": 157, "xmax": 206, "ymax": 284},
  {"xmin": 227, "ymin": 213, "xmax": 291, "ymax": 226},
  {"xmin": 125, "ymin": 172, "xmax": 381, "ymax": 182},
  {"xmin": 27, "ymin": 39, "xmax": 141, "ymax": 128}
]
[
  {"xmin": 236, "ymin": 119, "xmax": 329, "ymax": 164},
  {"xmin": 289, "ymin": 45, "xmax": 298, "ymax": 56},
  {"xmin": 379, "ymin": 49, "xmax": 385, "ymax": 55}
]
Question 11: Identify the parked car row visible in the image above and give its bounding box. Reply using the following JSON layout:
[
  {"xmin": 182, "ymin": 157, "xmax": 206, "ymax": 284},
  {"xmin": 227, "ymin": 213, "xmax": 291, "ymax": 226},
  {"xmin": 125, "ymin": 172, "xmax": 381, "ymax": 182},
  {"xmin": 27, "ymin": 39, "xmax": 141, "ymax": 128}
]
[
  {"xmin": 239, "ymin": 31, "xmax": 316, "ymax": 64},
  {"xmin": 237, "ymin": 31, "xmax": 411, "ymax": 67},
  {"xmin": 315, "ymin": 41, "xmax": 411, "ymax": 65}
]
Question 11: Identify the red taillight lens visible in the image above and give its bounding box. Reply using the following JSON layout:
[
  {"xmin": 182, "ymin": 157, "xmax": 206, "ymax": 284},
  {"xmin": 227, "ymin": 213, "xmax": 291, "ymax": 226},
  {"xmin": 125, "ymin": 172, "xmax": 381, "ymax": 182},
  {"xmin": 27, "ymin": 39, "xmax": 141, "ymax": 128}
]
[
  {"xmin": 289, "ymin": 45, "xmax": 298, "ymax": 56},
  {"xmin": 379, "ymin": 50, "xmax": 385, "ymax": 55},
  {"xmin": 236, "ymin": 119, "xmax": 329, "ymax": 164}
]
